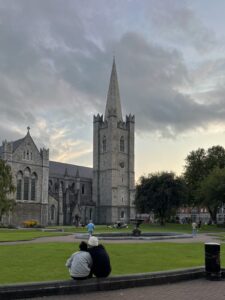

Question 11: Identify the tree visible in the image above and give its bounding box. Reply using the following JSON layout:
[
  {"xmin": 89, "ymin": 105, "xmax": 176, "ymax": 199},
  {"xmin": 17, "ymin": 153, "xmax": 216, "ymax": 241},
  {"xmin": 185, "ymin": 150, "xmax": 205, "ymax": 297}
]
[
  {"xmin": 0, "ymin": 159, "xmax": 16, "ymax": 223},
  {"xmin": 197, "ymin": 168, "xmax": 225, "ymax": 224},
  {"xmin": 184, "ymin": 145, "xmax": 225, "ymax": 207},
  {"xmin": 135, "ymin": 172, "xmax": 186, "ymax": 225}
]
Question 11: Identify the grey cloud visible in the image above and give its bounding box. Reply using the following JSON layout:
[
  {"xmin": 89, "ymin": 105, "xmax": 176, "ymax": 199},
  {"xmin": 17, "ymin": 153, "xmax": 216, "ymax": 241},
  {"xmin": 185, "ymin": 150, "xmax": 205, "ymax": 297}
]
[
  {"xmin": 147, "ymin": 0, "xmax": 217, "ymax": 53},
  {"xmin": 0, "ymin": 0, "xmax": 224, "ymax": 146}
]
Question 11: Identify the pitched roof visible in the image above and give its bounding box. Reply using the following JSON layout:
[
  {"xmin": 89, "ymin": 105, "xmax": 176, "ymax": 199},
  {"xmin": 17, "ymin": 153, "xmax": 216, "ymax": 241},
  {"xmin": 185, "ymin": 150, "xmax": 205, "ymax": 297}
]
[
  {"xmin": 0, "ymin": 137, "xmax": 25, "ymax": 158},
  {"xmin": 104, "ymin": 57, "xmax": 123, "ymax": 121},
  {"xmin": 49, "ymin": 161, "xmax": 93, "ymax": 179},
  {"xmin": 12, "ymin": 138, "xmax": 25, "ymax": 151}
]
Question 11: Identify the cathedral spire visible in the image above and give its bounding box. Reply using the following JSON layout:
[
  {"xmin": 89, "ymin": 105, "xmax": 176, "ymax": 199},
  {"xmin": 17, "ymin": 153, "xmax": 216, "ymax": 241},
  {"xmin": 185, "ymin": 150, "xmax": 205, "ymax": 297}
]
[{"xmin": 104, "ymin": 57, "xmax": 123, "ymax": 121}]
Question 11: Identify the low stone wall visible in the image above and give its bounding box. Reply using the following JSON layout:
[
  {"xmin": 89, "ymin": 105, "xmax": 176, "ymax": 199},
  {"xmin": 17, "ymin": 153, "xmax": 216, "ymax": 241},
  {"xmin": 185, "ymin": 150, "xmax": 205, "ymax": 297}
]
[{"xmin": 0, "ymin": 267, "xmax": 206, "ymax": 299}]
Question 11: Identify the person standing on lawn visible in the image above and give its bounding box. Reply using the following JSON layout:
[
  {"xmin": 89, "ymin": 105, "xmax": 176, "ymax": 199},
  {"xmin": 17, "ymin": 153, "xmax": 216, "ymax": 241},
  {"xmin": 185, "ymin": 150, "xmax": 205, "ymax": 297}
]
[
  {"xmin": 87, "ymin": 220, "xmax": 95, "ymax": 237},
  {"xmin": 192, "ymin": 221, "xmax": 197, "ymax": 237}
]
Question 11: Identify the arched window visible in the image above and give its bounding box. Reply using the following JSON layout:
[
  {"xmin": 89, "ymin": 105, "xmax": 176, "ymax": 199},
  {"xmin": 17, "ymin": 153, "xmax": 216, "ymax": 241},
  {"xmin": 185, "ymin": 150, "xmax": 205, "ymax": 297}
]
[
  {"xmin": 81, "ymin": 184, "xmax": 85, "ymax": 194},
  {"xmin": 102, "ymin": 136, "xmax": 106, "ymax": 152},
  {"xmin": 26, "ymin": 150, "xmax": 29, "ymax": 160},
  {"xmin": 51, "ymin": 205, "xmax": 55, "ymax": 221},
  {"xmin": 121, "ymin": 211, "xmax": 125, "ymax": 219},
  {"xmin": 89, "ymin": 208, "xmax": 92, "ymax": 220},
  {"xmin": 31, "ymin": 173, "xmax": 37, "ymax": 201},
  {"xmin": 23, "ymin": 168, "xmax": 31, "ymax": 200},
  {"xmin": 120, "ymin": 136, "xmax": 125, "ymax": 152},
  {"xmin": 16, "ymin": 171, "xmax": 23, "ymax": 200}
]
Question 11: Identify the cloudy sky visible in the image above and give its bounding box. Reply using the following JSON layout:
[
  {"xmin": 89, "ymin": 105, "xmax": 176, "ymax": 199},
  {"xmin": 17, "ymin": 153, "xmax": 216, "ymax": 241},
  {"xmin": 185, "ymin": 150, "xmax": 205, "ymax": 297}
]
[{"xmin": 1, "ymin": 0, "xmax": 225, "ymax": 180}]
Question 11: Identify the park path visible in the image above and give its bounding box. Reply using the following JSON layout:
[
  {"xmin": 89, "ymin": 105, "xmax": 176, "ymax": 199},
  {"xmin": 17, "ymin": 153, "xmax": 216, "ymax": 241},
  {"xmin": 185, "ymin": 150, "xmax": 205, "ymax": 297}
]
[
  {"xmin": 0, "ymin": 232, "xmax": 222, "ymax": 245},
  {"xmin": 25, "ymin": 278, "xmax": 225, "ymax": 300}
]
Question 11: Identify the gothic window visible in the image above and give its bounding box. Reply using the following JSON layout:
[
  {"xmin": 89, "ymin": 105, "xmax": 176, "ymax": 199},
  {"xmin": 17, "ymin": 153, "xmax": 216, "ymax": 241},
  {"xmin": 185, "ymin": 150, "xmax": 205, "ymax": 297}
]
[
  {"xmin": 81, "ymin": 184, "xmax": 85, "ymax": 194},
  {"xmin": 120, "ymin": 136, "xmax": 125, "ymax": 152},
  {"xmin": 27, "ymin": 150, "xmax": 29, "ymax": 160},
  {"xmin": 16, "ymin": 171, "xmax": 23, "ymax": 200},
  {"xmin": 31, "ymin": 173, "xmax": 37, "ymax": 201},
  {"xmin": 51, "ymin": 205, "xmax": 55, "ymax": 221},
  {"xmin": 23, "ymin": 151, "xmax": 25, "ymax": 159},
  {"xmin": 30, "ymin": 152, "xmax": 33, "ymax": 160},
  {"xmin": 24, "ymin": 177, "xmax": 29, "ymax": 200},
  {"xmin": 89, "ymin": 208, "xmax": 92, "ymax": 220},
  {"xmin": 102, "ymin": 136, "xmax": 106, "ymax": 152},
  {"xmin": 23, "ymin": 168, "xmax": 31, "ymax": 200}
]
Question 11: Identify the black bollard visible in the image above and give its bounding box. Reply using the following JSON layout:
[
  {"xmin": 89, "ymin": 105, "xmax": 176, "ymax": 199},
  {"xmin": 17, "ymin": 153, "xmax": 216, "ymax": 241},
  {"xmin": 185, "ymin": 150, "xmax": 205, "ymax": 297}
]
[{"xmin": 205, "ymin": 242, "xmax": 221, "ymax": 280}]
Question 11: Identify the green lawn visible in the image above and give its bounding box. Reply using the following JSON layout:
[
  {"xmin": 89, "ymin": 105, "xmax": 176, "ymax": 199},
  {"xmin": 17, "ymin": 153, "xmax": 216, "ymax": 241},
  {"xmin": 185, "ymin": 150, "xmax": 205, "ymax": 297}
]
[
  {"xmin": 0, "ymin": 229, "xmax": 70, "ymax": 242},
  {"xmin": 0, "ymin": 242, "xmax": 224, "ymax": 284}
]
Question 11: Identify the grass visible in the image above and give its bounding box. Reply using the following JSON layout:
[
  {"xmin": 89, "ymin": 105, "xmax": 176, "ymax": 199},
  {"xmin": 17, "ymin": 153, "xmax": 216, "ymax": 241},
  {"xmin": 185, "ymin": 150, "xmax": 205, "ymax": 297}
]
[
  {"xmin": 0, "ymin": 242, "xmax": 224, "ymax": 284},
  {"xmin": 1, "ymin": 223, "xmax": 225, "ymax": 242},
  {"xmin": 0, "ymin": 229, "xmax": 70, "ymax": 242}
]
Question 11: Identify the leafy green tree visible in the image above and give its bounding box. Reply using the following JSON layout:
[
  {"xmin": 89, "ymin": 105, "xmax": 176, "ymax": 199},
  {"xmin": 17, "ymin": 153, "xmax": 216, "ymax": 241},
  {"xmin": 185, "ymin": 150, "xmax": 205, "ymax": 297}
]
[
  {"xmin": 184, "ymin": 145, "xmax": 225, "ymax": 207},
  {"xmin": 0, "ymin": 159, "xmax": 16, "ymax": 223},
  {"xmin": 135, "ymin": 172, "xmax": 186, "ymax": 225},
  {"xmin": 197, "ymin": 168, "xmax": 225, "ymax": 223}
]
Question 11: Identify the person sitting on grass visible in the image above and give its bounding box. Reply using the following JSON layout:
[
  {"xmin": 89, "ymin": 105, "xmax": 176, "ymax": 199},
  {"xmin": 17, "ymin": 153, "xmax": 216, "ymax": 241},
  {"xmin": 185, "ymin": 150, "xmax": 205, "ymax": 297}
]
[
  {"xmin": 65, "ymin": 241, "xmax": 92, "ymax": 280},
  {"xmin": 87, "ymin": 236, "xmax": 111, "ymax": 278}
]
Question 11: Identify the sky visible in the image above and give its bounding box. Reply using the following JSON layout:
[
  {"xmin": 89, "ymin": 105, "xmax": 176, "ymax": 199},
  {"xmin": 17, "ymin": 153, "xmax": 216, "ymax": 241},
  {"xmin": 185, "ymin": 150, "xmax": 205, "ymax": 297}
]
[{"xmin": 1, "ymin": 0, "xmax": 225, "ymax": 181}]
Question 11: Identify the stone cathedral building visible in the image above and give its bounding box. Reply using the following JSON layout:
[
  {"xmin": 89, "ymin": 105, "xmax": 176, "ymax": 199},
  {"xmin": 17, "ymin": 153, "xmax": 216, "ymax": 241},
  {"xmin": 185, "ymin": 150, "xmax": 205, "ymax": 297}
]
[{"xmin": 0, "ymin": 59, "xmax": 135, "ymax": 226}]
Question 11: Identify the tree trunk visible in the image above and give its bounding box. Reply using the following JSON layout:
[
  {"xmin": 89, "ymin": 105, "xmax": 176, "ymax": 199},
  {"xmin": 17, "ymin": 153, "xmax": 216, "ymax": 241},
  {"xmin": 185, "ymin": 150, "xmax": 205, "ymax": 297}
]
[{"xmin": 207, "ymin": 207, "xmax": 217, "ymax": 224}]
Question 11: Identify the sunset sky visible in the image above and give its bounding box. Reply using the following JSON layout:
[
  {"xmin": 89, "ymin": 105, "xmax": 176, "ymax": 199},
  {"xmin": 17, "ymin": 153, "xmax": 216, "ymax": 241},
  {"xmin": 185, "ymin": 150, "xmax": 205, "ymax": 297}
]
[{"xmin": 1, "ymin": 0, "xmax": 225, "ymax": 181}]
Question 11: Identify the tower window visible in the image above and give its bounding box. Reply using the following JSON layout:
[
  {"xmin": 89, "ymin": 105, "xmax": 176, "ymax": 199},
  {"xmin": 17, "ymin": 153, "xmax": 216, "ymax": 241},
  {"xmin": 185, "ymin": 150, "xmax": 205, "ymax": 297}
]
[
  {"xmin": 120, "ymin": 136, "xmax": 125, "ymax": 152},
  {"xmin": 102, "ymin": 136, "xmax": 106, "ymax": 152},
  {"xmin": 81, "ymin": 184, "xmax": 85, "ymax": 194}
]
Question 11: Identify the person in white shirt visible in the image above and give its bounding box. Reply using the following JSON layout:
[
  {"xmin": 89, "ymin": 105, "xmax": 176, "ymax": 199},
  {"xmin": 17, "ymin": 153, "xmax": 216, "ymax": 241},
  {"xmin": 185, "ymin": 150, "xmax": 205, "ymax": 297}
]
[
  {"xmin": 66, "ymin": 241, "xmax": 93, "ymax": 280},
  {"xmin": 192, "ymin": 222, "xmax": 197, "ymax": 237}
]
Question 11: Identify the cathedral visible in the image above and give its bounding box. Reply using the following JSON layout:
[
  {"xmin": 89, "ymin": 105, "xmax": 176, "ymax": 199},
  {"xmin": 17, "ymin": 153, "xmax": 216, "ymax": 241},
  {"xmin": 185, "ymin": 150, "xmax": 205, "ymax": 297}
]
[{"xmin": 0, "ymin": 59, "xmax": 136, "ymax": 226}]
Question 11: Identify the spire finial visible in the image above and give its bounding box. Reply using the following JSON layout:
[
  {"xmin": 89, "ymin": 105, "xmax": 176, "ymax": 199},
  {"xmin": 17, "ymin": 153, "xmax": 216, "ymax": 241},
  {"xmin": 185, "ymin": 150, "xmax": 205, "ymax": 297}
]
[{"xmin": 27, "ymin": 126, "xmax": 30, "ymax": 134}]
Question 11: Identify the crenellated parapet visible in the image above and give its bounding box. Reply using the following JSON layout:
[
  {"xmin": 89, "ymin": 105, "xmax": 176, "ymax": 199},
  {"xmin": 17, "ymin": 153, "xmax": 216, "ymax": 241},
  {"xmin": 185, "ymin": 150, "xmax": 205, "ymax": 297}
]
[
  {"xmin": 93, "ymin": 114, "xmax": 108, "ymax": 129},
  {"xmin": 126, "ymin": 114, "xmax": 135, "ymax": 124},
  {"xmin": 93, "ymin": 114, "xmax": 103, "ymax": 123}
]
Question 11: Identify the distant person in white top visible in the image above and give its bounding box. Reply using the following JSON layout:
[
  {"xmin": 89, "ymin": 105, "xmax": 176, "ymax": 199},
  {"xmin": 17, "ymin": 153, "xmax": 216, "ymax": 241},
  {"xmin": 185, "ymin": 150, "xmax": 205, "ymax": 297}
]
[
  {"xmin": 66, "ymin": 241, "xmax": 92, "ymax": 280},
  {"xmin": 192, "ymin": 222, "xmax": 197, "ymax": 237}
]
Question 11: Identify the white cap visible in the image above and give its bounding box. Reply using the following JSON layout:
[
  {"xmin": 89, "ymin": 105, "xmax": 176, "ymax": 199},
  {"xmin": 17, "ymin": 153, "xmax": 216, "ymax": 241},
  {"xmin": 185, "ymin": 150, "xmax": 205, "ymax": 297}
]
[{"xmin": 88, "ymin": 236, "xmax": 99, "ymax": 247}]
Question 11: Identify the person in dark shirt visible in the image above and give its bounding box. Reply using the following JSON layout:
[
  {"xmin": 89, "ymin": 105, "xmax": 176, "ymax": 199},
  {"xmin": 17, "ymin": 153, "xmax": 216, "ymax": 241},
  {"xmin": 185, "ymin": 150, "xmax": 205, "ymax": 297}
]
[{"xmin": 87, "ymin": 236, "xmax": 111, "ymax": 278}]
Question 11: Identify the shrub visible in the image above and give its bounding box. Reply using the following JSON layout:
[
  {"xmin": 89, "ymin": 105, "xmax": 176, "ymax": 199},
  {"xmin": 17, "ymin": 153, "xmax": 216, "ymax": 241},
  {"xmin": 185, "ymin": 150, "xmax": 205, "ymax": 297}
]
[{"xmin": 22, "ymin": 220, "xmax": 38, "ymax": 228}]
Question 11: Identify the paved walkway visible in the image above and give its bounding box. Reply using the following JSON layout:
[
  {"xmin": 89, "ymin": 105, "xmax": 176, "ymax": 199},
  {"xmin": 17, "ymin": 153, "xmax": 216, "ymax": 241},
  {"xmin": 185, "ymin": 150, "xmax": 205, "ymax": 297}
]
[
  {"xmin": 0, "ymin": 232, "xmax": 222, "ymax": 245},
  {"xmin": 26, "ymin": 278, "xmax": 225, "ymax": 300}
]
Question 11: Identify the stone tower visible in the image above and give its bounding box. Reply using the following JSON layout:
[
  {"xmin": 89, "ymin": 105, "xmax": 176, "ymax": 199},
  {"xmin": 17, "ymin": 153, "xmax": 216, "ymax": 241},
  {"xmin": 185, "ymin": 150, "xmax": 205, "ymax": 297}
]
[{"xmin": 93, "ymin": 58, "xmax": 136, "ymax": 224}]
